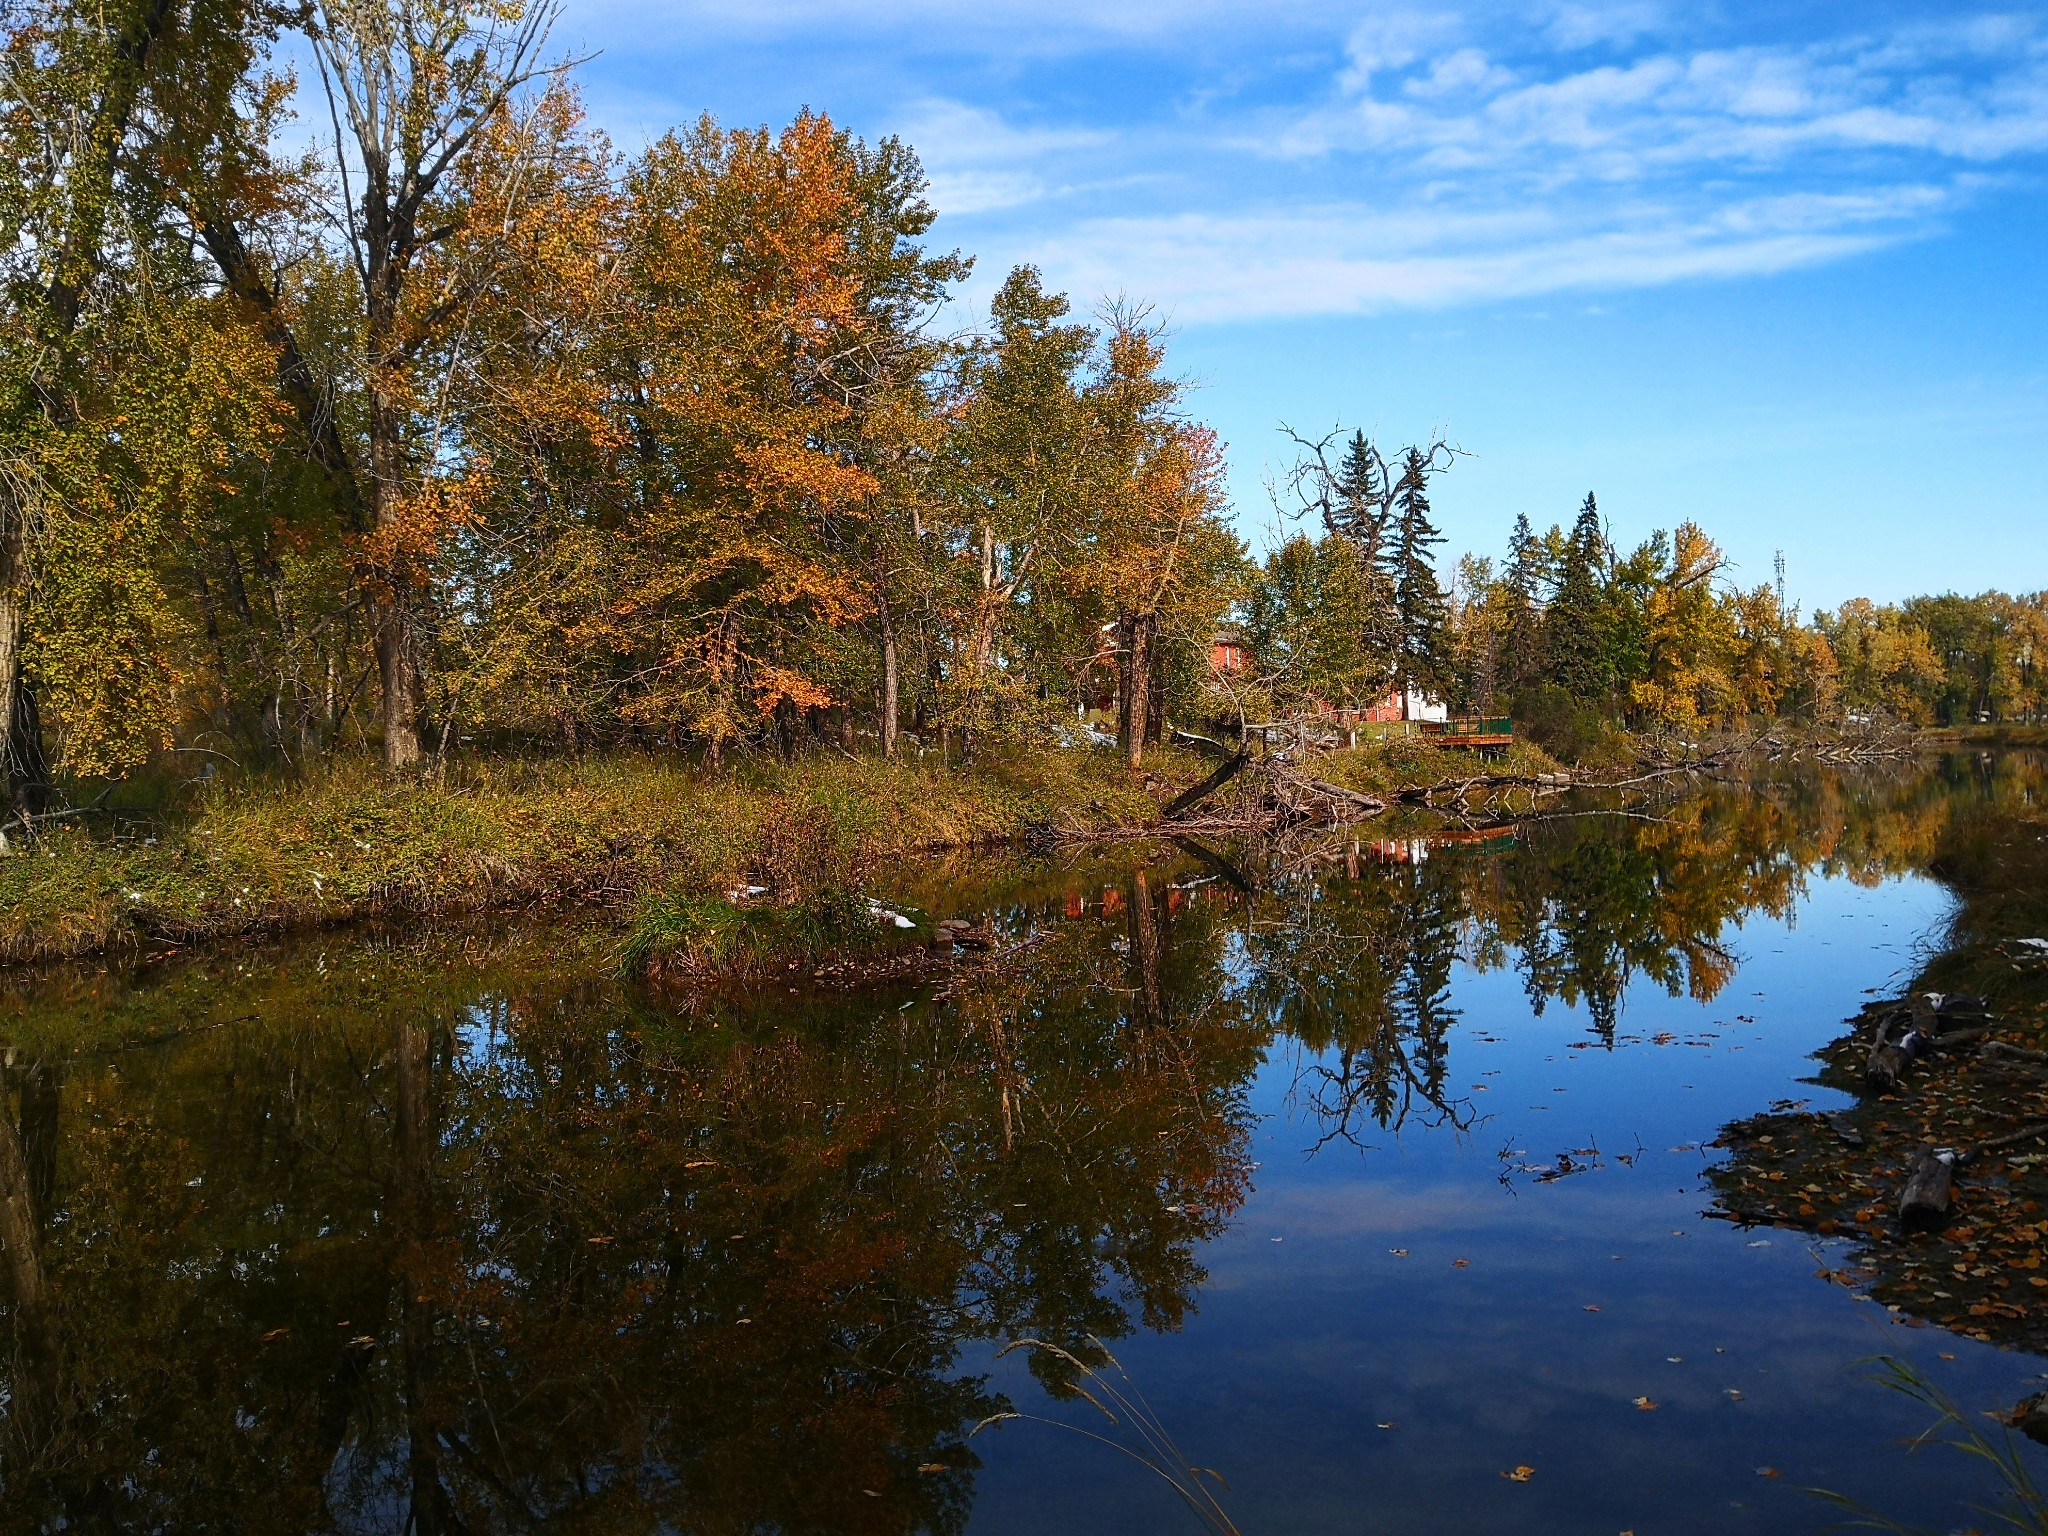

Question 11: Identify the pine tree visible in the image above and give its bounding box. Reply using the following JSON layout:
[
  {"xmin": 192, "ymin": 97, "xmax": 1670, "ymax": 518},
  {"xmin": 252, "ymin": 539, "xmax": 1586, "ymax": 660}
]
[
  {"xmin": 1383, "ymin": 447, "xmax": 1450, "ymax": 706},
  {"xmin": 1544, "ymin": 493, "xmax": 1609, "ymax": 700}
]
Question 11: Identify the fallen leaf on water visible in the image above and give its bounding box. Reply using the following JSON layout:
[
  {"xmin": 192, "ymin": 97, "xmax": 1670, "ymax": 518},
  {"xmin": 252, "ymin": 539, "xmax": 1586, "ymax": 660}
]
[
  {"xmin": 1502, "ymin": 1465, "xmax": 1535, "ymax": 1483},
  {"xmin": 1633, "ymin": 1396, "xmax": 1658, "ymax": 1411},
  {"xmin": 1453, "ymin": 1258, "xmax": 1471, "ymax": 1268},
  {"xmin": 1725, "ymin": 1389, "xmax": 1744, "ymax": 1401},
  {"xmin": 918, "ymin": 1464, "xmax": 947, "ymax": 1474},
  {"xmin": 1584, "ymin": 1305, "xmax": 1602, "ymax": 1312},
  {"xmin": 260, "ymin": 1328, "xmax": 288, "ymax": 1343},
  {"xmin": 1939, "ymin": 1352, "xmax": 1957, "ymax": 1361},
  {"xmin": 1757, "ymin": 1467, "xmax": 1781, "ymax": 1479}
]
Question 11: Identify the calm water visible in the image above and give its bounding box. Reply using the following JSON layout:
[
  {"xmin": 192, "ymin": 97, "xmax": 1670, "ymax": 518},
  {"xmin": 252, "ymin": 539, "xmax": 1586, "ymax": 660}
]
[{"xmin": 1, "ymin": 757, "xmax": 2044, "ymax": 1533}]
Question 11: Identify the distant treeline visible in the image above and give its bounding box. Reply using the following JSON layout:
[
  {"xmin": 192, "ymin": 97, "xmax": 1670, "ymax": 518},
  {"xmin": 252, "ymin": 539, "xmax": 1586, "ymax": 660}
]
[
  {"xmin": 1248, "ymin": 443, "xmax": 2046, "ymax": 748},
  {"xmin": 1, "ymin": 0, "xmax": 2037, "ymax": 825}
]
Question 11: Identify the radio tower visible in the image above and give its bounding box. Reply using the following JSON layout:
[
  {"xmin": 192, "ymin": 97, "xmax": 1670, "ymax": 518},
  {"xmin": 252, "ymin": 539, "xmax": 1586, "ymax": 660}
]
[{"xmin": 1774, "ymin": 550, "xmax": 1787, "ymax": 615}]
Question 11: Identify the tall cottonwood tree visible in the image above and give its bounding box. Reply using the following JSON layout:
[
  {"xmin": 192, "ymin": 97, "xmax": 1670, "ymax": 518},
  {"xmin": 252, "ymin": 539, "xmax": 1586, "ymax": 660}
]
[
  {"xmin": 305, "ymin": 0, "xmax": 562, "ymax": 769},
  {"xmin": 1081, "ymin": 313, "xmax": 1241, "ymax": 768},
  {"xmin": 944, "ymin": 267, "xmax": 1097, "ymax": 742}
]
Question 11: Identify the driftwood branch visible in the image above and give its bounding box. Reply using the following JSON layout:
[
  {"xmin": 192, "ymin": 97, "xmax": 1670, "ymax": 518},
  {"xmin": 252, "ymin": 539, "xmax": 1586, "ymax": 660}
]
[{"xmin": 1164, "ymin": 749, "xmax": 1252, "ymax": 820}]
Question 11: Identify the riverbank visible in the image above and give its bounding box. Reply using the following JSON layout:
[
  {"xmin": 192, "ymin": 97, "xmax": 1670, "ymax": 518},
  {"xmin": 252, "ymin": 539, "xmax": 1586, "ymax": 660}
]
[{"xmin": 0, "ymin": 735, "xmax": 1561, "ymax": 967}]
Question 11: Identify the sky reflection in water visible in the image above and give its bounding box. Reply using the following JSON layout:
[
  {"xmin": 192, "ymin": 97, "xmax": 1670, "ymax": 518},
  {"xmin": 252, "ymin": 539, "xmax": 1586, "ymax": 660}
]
[{"xmin": 1, "ymin": 758, "xmax": 2043, "ymax": 1535}]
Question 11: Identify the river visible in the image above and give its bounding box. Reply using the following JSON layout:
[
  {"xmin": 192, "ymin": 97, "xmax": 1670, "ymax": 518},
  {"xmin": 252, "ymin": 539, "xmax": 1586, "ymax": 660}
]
[{"xmin": 1, "ymin": 753, "xmax": 2044, "ymax": 1533}]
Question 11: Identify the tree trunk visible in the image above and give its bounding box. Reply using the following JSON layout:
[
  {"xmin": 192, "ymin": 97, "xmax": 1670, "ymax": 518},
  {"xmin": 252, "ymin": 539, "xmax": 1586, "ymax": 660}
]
[
  {"xmin": 774, "ymin": 698, "xmax": 797, "ymax": 763},
  {"xmin": 1115, "ymin": 613, "xmax": 1134, "ymax": 759},
  {"xmin": 367, "ymin": 376, "xmax": 423, "ymax": 772},
  {"xmin": 1145, "ymin": 638, "xmax": 1165, "ymax": 748},
  {"xmin": 1900, "ymin": 1146, "xmax": 1955, "ymax": 1231},
  {"xmin": 0, "ymin": 496, "xmax": 50, "ymax": 825},
  {"xmin": 0, "ymin": 566, "xmax": 27, "ymax": 824},
  {"xmin": 374, "ymin": 593, "xmax": 422, "ymax": 771},
  {"xmin": 8, "ymin": 674, "xmax": 49, "ymax": 820},
  {"xmin": 879, "ymin": 589, "xmax": 898, "ymax": 758},
  {"xmin": 1121, "ymin": 612, "xmax": 1154, "ymax": 770}
]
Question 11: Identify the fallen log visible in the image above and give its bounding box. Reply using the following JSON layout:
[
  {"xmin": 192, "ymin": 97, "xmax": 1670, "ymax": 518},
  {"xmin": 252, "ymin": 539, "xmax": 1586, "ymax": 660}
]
[
  {"xmin": 1290, "ymin": 776, "xmax": 1386, "ymax": 815},
  {"xmin": 1981, "ymin": 1039, "xmax": 2048, "ymax": 1065},
  {"xmin": 1959, "ymin": 1121, "xmax": 2048, "ymax": 1163},
  {"xmin": 1164, "ymin": 749, "xmax": 1252, "ymax": 821},
  {"xmin": 1899, "ymin": 1146, "xmax": 1956, "ymax": 1230}
]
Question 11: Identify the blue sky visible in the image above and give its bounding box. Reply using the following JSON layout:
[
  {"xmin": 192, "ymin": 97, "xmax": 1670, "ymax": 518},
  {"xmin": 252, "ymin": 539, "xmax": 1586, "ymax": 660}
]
[{"xmin": 558, "ymin": 1, "xmax": 2048, "ymax": 608}]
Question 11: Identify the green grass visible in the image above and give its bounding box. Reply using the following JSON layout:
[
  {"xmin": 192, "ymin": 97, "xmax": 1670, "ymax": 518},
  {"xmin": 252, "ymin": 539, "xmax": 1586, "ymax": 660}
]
[
  {"xmin": 0, "ymin": 746, "xmax": 1186, "ymax": 966},
  {"xmin": 0, "ymin": 733, "xmax": 1568, "ymax": 968}
]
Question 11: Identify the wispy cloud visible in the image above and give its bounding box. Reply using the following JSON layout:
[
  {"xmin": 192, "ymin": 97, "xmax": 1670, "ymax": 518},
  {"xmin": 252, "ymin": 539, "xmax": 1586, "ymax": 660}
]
[
  {"xmin": 576, "ymin": 2, "xmax": 2048, "ymax": 322},
  {"xmin": 1034, "ymin": 183, "xmax": 1954, "ymax": 322},
  {"xmin": 892, "ymin": 100, "xmax": 1107, "ymax": 214}
]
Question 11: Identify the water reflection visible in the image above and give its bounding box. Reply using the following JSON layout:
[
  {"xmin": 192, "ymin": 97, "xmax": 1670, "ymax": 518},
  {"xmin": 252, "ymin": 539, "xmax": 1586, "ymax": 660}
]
[{"xmin": 0, "ymin": 756, "xmax": 2033, "ymax": 1531}]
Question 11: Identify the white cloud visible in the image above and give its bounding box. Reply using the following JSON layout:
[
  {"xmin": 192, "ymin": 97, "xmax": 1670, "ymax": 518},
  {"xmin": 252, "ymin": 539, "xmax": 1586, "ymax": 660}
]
[
  {"xmin": 571, "ymin": 2, "xmax": 2048, "ymax": 322},
  {"xmin": 891, "ymin": 99, "xmax": 1107, "ymax": 213},
  {"xmin": 1028, "ymin": 182, "xmax": 1952, "ymax": 322}
]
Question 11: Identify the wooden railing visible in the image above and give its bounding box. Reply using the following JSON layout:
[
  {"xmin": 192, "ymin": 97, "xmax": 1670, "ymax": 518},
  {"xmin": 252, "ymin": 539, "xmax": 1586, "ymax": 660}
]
[{"xmin": 1419, "ymin": 717, "xmax": 1513, "ymax": 737}]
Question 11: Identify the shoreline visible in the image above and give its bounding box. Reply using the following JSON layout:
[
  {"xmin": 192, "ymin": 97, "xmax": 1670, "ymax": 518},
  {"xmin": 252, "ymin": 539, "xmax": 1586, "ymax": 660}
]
[{"xmin": 0, "ymin": 737, "xmax": 1560, "ymax": 970}]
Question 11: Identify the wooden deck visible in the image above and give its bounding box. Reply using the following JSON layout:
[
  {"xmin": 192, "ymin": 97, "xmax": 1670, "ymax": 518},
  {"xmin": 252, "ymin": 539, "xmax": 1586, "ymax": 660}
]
[{"xmin": 1420, "ymin": 717, "xmax": 1514, "ymax": 752}]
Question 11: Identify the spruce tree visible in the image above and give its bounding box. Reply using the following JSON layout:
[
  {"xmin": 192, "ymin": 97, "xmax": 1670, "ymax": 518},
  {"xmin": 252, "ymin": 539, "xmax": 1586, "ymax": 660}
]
[
  {"xmin": 1384, "ymin": 447, "xmax": 1450, "ymax": 706},
  {"xmin": 1501, "ymin": 512, "xmax": 1545, "ymax": 695},
  {"xmin": 1330, "ymin": 430, "xmax": 1390, "ymax": 561},
  {"xmin": 1544, "ymin": 493, "xmax": 1610, "ymax": 700}
]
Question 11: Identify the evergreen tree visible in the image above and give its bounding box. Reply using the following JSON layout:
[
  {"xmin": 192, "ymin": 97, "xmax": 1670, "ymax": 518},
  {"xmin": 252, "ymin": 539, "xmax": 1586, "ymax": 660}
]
[
  {"xmin": 1501, "ymin": 512, "xmax": 1546, "ymax": 694},
  {"xmin": 1329, "ymin": 430, "xmax": 1390, "ymax": 561},
  {"xmin": 1383, "ymin": 447, "xmax": 1450, "ymax": 703},
  {"xmin": 1544, "ymin": 493, "xmax": 1610, "ymax": 701}
]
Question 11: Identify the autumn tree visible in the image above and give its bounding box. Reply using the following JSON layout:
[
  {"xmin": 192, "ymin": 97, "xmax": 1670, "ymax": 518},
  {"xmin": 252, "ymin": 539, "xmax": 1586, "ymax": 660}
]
[
  {"xmin": 1629, "ymin": 522, "xmax": 1734, "ymax": 732},
  {"xmin": 301, "ymin": 0, "xmax": 562, "ymax": 770},
  {"xmin": 943, "ymin": 267, "xmax": 1097, "ymax": 744},
  {"xmin": 0, "ymin": 0, "xmax": 293, "ymax": 818},
  {"xmin": 1247, "ymin": 533, "xmax": 1386, "ymax": 716},
  {"xmin": 1082, "ymin": 312, "xmax": 1243, "ymax": 768}
]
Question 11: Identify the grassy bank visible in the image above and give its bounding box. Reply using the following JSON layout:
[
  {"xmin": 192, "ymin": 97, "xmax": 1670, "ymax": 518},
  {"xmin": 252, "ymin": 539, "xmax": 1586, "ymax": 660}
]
[
  {"xmin": 0, "ymin": 735, "xmax": 1560, "ymax": 969},
  {"xmin": 1927, "ymin": 723, "xmax": 2048, "ymax": 750}
]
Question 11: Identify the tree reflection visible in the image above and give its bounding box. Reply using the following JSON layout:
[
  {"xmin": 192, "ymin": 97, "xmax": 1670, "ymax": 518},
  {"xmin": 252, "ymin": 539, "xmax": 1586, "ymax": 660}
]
[
  {"xmin": 0, "ymin": 758, "xmax": 2003, "ymax": 1529},
  {"xmin": 0, "ymin": 905, "xmax": 1260, "ymax": 1533}
]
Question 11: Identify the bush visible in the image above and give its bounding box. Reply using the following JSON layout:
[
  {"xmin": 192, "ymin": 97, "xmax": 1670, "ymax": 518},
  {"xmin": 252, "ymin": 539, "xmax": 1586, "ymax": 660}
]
[{"xmin": 1511, "ymin": 684, "xmax": 1635, "ymax": 767}]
